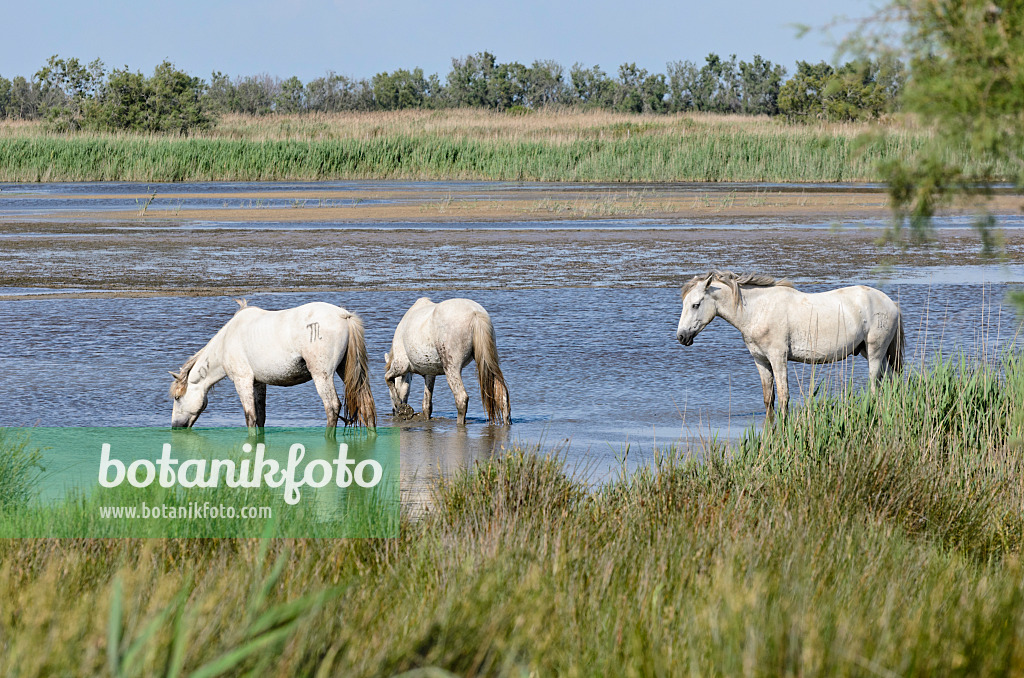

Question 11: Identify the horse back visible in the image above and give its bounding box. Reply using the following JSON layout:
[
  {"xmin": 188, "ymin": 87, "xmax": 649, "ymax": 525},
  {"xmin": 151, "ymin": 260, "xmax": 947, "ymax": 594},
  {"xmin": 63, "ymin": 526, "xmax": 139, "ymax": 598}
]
[{"xmin": 229, "ymin": 303, "xmax": 355, "ymax": 383}]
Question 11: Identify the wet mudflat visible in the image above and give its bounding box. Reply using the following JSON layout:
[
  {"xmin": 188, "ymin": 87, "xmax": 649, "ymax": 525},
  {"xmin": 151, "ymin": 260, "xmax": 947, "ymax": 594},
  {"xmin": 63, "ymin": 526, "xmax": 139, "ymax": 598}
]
[{"xmin": 1, "ymin": 181, "xmax": 1023, "ymax": 501}]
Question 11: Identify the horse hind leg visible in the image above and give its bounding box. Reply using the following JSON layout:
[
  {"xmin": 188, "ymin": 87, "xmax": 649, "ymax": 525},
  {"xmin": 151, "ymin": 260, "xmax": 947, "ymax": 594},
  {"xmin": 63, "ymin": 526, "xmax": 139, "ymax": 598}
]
[
  {"xmin": 312, "ymin": 373, "xmax": 342, "ymax": 430},
  {"xmin": 866, "ymin": 345, "xmax": 888, "ymax": 392},
  {"xmin": 444, "ymin": 366, "xmax": 470, "ymax": 426}
]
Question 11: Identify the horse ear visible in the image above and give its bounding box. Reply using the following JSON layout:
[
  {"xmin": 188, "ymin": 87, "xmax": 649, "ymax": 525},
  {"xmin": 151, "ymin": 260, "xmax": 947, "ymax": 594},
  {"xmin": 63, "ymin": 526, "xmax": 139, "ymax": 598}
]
[
  {"xmin": 169, "ymin": 371, "xmax": 181, "ymax": 380},
  {"xmin": 235, "ymin": 298, "xmax": 248, "ymax": 310}
]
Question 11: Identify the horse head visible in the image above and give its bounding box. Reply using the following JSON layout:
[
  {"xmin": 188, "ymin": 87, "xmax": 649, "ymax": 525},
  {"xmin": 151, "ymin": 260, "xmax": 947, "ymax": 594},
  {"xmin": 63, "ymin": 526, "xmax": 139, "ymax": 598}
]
[
  {"xmin": 169, "ymin": 356, "xmax": 209, "ymax": 428},
  {"xmin": 677, "ymin": 273, "xmax": 719, "ymax": 346}
]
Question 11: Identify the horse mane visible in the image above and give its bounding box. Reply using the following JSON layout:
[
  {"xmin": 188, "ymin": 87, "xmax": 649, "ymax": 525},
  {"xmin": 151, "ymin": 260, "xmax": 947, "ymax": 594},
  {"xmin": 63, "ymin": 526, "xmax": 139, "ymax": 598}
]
[
  {"xmin": 169, "ymin": 351, "xmax": 201, "ymax": 398},
  {"xmin": 682, "ymin": 270, "xmax": 794, "ymax": 309},
  {"xmin": 171, "ymin": 300, "xmax": 247, "ymax": 398}
]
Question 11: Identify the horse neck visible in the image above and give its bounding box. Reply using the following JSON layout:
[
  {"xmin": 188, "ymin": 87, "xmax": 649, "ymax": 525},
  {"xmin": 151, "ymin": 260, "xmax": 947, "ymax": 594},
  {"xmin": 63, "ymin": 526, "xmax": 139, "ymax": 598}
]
[
  {"xmin": 191, "ymin": 331, "xmax": 229, "ymax": 389},
  {"xmin": 712, "ymin": 284, "xmax": 766, "ymax": 330},
  {"xmin": 710, "ymin": 285, "xmax": 744, "ymax": 328}
]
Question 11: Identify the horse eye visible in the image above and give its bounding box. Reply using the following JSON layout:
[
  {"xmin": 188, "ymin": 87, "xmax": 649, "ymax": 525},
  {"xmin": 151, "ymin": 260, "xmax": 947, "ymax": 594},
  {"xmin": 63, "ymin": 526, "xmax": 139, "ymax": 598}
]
[{"xmin": 691, "ymin": 302, "xmax": 700, "ymax": 309}]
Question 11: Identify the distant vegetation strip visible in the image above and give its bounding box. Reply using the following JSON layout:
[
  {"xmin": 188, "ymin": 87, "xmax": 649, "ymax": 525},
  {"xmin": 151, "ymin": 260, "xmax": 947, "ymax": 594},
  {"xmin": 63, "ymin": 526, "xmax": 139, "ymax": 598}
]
[
  {"xmin": 0, "ymin": 52, "xmax": 904, "ymax": 137},
  {"xmin": 0, "ymin": 128, "xmax": 954, "ymax": 183}
]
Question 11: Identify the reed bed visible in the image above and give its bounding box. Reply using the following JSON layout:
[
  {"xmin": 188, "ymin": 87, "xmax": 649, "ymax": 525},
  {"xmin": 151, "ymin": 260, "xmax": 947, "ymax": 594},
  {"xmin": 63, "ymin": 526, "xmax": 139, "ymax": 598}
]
[
  {"xmin": 2, "ymin": 353, "xmax": 1024, "ymax": 676},
  {"xmin": 0, "ymin": 110, "xmax": 983, "ymax": 184}
]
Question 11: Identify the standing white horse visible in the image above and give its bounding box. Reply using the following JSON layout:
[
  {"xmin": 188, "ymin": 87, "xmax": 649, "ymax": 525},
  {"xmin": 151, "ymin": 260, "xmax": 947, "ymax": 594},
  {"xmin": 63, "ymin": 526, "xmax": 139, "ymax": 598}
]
[
  {"xmin": 676, "ymin": 271, "xmax": 903, "ymax": 419},
  {"xmin": 384, "ymin": 297, "xmax": 511, "ymax": 425},
  {"xmin": 170, "ymin": 300, "xmax": 376, "ymax": 430}
]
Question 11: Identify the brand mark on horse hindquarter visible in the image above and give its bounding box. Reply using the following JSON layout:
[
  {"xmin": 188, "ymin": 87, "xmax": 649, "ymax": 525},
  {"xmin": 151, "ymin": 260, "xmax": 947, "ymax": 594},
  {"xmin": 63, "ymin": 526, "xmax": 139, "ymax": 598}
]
[
  {"xmin": 875, "ymin": 312, "xmax": 889, "ymax": 329},
  {"xmin": 307, "ymin": 322, "xmax": 322, "ymax": 342}
]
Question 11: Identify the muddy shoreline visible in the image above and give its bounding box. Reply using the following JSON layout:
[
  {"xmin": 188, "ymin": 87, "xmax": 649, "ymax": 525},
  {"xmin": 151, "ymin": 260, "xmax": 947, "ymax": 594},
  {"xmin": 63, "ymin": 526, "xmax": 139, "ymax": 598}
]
[
  {"xmin": 2, "ymin": 183, "xmax": 1022, "ymax": 225},
  {"xmin": 2, "ymin": 225, "xmax": 1023, "ymax": 300}
]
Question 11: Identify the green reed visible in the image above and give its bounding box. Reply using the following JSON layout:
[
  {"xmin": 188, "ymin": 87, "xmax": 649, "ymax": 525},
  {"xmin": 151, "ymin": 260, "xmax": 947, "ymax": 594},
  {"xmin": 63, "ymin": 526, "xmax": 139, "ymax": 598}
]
[{"xmin": 0, "ymin": 127, "xmax": 994, "ymax": 183}]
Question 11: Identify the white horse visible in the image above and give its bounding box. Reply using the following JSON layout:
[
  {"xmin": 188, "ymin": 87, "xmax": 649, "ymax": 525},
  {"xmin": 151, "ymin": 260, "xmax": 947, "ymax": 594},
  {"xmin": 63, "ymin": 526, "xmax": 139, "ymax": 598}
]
[
  {"xmin": 676, "ymin": 271, "xmax": 904, "ymax": 419},
  {"xmin": 170, "ymin": 300, "xmax": 376, "ymax": 430},
  {"xmin": 384, "ymin": 297, "xmax": 511, "ymax": 425}
]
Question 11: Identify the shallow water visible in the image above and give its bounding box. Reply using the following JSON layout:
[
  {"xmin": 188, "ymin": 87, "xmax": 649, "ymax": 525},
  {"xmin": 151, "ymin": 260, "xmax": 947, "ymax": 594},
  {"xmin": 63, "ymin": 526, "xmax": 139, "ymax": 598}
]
[
  {"xmin": 1, "ymin": 181, "xmax": 1023, "ymax": 496},
  {"xmin": 1, "ymin": 284, "xmax": 1020, "ymax": 485}
]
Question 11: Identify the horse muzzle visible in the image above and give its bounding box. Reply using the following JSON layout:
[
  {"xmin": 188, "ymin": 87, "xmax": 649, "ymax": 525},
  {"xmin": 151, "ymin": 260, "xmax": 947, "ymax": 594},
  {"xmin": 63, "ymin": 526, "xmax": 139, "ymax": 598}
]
[
  {"xmin": 678, "ymin": 333, "xmax": 694, "ymax": 347},
  {"xmin": 171, "ymin": 414, "xmax": 197, "ymax": 429}
]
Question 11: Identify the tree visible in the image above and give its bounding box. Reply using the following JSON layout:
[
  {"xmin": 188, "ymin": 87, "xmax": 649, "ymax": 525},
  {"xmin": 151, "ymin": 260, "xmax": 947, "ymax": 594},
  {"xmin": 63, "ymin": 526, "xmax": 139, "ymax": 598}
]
[
  {"xmin": 666, "ymin": 60, "xmax": 699, "ymax": 112},
  {"xmin": 372, "ymin": 68, "xmax": 431, "ymax": 110},
  {"xmin": 778, "ymin": 61, "xmax": 834, "ymax": 122},
  {"xmin": 447, "ymin": 52, "xmax": 497, "ymax": 108},
  {"xmin": 205, "ymin": 71, "xmax": 236, "ymax": 114},
  {"xmin": 569, "ymin": 63, "xmax": 616, "ymax": 108},
  {"xmin": 305, "ymin": 72, "xmax": 374, "ymax": 112},
  {"xmin": 0, "ymin": 77, "xmax": 11, "ymax": 118},
  {"xmin": 738, "ymin": 55, "xmax": 786, "ymax": 115},
  {"xmin": 842, "ymin": 0, "xmax": 1016, "ymax": 242},
  {"xmin": 692, "ymin": 53, "xmax": 741, "ymax": 113},
  {"xmin": 846, "ymin": 0, "xmax": 1024, "ymax": 310},
  {"xmin": 86, "ymin": 61, "xmax": 210, "ymax": 134},
  {"xmin": 147, "ymin": 61, "xmax": 209, "ymax": 134},
  {"xmin": 490, "ymin": 61, "xmax": 528, "ymax": 110},
  {"xmin": 275, "ymin": 76, "xmax": 306, "ymax": 113},
  {"xmin": 233, "ymin": 75, "xmax": 276, "ymax": 115},
  {"xmin": 8, "ymin": 76, "xmax": 40, "ymax": 119},
  {"xmin": 523, "ymin": 60, "xmax": 567, "ymax": 108},
  {"xmin": 34, "ymin": 55, "xmax": 105, "ymax": 130},
  {"xmin": 821, "ymin": 57, "xmax": 904, "ymax": 122},
  {"xmin": 92, "ymin": 67, "xmax": 149, "ymax": 130}
]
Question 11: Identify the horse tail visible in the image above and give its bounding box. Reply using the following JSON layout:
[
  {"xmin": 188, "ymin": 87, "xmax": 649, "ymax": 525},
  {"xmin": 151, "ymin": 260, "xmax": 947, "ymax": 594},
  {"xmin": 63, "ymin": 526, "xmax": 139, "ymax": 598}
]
[
  {"xmin": 342, "ymin": 314, "xmax": 377, "ymax": 428},
  {"xmin": 472, "ymin": 311, "xmax": 511, "ymax": 425},
  {"xmin": 885, "ymin": 309, "xmax": 905, "ymax": 375}
]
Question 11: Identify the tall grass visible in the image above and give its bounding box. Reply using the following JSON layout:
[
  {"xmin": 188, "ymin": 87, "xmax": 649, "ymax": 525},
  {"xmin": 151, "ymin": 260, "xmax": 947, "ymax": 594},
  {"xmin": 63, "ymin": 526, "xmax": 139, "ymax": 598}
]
[
  {"xmin": 0, "ymin": 430, "xmax": 41, "ymax": 510},
  {"xmin": 2, "ymin": 354, "xmax": 1024, "ymax": 675},
  {"xmin": 0, "ymin": 110, "xmax": 1000, "ymax": 184}
]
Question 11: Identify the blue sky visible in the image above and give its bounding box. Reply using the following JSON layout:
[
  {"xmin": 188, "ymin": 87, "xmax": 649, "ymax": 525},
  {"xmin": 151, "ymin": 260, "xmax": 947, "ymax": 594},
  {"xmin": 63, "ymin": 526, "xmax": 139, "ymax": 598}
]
[{"xmin": 3, "ymin": 0, "xmax": 872, "ymax": 82}]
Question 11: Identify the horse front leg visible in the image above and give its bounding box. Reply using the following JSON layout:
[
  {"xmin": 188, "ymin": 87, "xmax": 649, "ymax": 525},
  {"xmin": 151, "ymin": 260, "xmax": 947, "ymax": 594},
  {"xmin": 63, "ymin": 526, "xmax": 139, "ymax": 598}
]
[
  {"xmin": 768, "ymin": 355, "xmax": 790, "ymax": 418},
  {"xmin": 422, "ymin": 375, "xmax": 436, "ymax": 419},
  {"xmin": 254, "ymin": 382, "xmax": 267, "ymax": 428},
  {"xmin": 233, "ymin": 377, "xmax": 260, "ymax": 431},
  {"xmin": 445, "ymin": 367, "xmax": 470, "ymax": 426},
  {"xmin": 753, "ymin": 358, "xmax": 775, "ymax": 424}
]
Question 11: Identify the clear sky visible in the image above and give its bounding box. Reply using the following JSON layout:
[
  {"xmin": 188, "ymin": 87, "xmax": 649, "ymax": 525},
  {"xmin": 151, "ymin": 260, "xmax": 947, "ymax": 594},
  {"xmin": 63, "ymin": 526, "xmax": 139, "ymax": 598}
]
[{"xmin": 2, "ymin": 0, "xmax": 871, "ymax": 82}]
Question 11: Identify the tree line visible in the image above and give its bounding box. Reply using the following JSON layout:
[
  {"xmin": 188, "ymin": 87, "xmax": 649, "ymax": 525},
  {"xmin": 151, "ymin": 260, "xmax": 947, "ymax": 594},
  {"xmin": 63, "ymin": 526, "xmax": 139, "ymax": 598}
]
[{"xmin": 0, "ymin": 52, "xmax": 905, "ymax": 134}]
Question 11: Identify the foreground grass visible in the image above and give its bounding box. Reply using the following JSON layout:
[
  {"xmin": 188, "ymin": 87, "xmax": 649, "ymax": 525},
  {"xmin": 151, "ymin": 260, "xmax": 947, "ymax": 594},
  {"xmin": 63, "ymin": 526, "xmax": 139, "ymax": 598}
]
[
  {"xmin": 0, "ymin": 110, "xmax": 1001, "ymax": 184},
  {"xmin": 2, "ymin": 354, "xmax": 1024, "ymax": 676}
]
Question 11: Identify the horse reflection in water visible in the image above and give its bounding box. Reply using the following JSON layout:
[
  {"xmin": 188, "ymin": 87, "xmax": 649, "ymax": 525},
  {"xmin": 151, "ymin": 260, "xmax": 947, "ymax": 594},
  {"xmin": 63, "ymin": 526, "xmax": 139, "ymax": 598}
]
[{"xmin": 396, "ymin": 418, "xmax": 511, "ymax": 515}]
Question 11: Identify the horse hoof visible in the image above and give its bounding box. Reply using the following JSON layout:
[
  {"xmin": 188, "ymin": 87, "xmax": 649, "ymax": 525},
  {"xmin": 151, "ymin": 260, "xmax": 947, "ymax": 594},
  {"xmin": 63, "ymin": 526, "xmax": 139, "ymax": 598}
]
[{"xmin": 393, "ymin": 404, "xmax": 416, "ymax": 419}]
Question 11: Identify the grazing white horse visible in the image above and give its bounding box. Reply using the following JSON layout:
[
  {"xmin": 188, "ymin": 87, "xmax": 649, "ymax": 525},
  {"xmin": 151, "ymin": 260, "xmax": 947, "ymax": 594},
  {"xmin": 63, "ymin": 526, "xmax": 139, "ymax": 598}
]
[
  {"xmin": 170, "ymin": 300, "xmax": 376, "ymax": 430},
  {"xmin": 384, "ymin": 297, "xmax": 511, "ymax": 425},
  {"xmin": 676, "ymin": 271, "xmax": 904, "ymax": 419}
]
